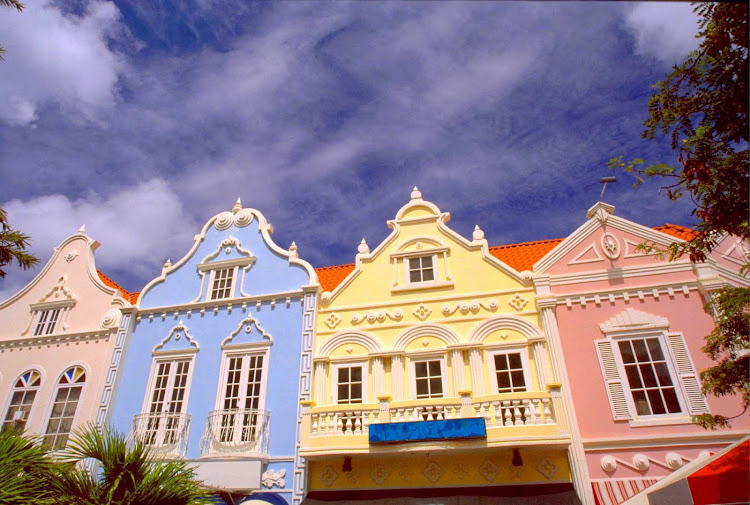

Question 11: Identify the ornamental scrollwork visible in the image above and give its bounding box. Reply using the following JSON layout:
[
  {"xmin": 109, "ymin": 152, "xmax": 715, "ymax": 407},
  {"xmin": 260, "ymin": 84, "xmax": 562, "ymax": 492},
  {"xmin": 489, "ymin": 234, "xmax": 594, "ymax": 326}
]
[
  {"xmin": 350, "ymin": 309, "xmax": 403, "ymax": 325},
  {"xmin": 442, "ymin": 299, "xmax": 498, "ymax": 316}
]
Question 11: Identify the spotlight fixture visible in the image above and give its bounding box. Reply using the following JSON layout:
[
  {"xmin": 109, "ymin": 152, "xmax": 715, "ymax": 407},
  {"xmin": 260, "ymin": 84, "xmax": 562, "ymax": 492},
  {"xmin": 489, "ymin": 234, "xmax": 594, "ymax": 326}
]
[{"xmin": 512, "ymin": 448, "xmax": 523, "ymax": 467}]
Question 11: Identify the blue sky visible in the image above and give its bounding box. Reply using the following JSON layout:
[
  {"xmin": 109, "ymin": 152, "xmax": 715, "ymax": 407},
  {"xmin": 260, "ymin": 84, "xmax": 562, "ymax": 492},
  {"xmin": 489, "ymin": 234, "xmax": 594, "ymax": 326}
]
[{"xmin": 0, "ymin": 1, "xmax": 702, "ymax": 298}]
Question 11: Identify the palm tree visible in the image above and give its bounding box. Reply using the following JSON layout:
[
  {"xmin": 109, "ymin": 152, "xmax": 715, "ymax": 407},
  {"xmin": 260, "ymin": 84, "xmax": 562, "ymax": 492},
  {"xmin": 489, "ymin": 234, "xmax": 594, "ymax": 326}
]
[
  {"xmin": 0, "ymin": 427, "xmax": 57, "ymax": 505},
  {"xmin": 51, "ymin": 425, "xmax": 212, "ymax": 505}
]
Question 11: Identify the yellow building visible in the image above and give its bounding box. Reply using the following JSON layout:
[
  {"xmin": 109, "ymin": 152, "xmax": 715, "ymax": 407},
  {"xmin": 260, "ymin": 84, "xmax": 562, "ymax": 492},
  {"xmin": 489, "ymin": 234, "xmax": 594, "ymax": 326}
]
[{"xmin": 300, "ymin": 189, "xmax": 591, "ymax": 503}]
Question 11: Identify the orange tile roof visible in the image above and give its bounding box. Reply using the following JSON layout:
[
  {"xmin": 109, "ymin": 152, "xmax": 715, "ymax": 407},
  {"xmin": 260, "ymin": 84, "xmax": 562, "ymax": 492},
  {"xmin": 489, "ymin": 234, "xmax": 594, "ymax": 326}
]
[
  {"xmin": 653, "ymin": 223, "xmax": 698, "ymax": 241},
  {"xmin": 96, "ymin": 269, "xmax": 136, "ymax": 303},
  {"xmin": 314, "ymin": 223, "xmax": 699, "ymax": 292},
  {"xmin": 128, "ymin": 292, "xmax": 141, "ymax": 304},
  {"xmin": 316, "ymin": 263, "xmax": 356, "ymax": 292},
  {"xmin": 488, "ymin": 238, "xmax": 564, "ymax": 272}
]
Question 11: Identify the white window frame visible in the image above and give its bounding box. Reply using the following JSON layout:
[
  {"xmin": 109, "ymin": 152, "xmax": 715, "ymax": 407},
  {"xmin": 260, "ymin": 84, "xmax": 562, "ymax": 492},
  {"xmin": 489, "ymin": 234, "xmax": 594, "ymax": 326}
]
[
  {"xmin": 330, "ymin": 361, "xmax": 369, "ymax": 405},
  {"xmin": 214, "ymin": 347, "xmax": 271, "ymax": 412},
  {"xmin": 33, "ymin": 308, "xmax": 62, "ymax": 336},
  {"xmin": 2, "ymin": 369, "xmax": 42, "ymax": 431},
  {"xmin": 611, "ymin": 333, "xmax": 686, "ymax": 420},
  {"xmin": 43, "ymin": 365, "xmax": 87, "ymax": 450},
  {"xmin": 488, "ymin": 347, "xmax": 533, "ymax": 394},
  {"xmin": 405, "ymin": 254, "xmax": 438, "ymax": 285},
  {"xmin": 207, "ymin": 266, "xmax": 238, "ymax": 301},
  {"xmin": 408, "ymin": 354, "xmax": 449, "ymax": 400}
]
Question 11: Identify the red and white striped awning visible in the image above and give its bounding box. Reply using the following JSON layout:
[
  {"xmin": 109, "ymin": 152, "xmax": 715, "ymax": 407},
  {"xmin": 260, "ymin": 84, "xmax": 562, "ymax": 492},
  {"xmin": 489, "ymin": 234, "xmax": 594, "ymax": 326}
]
[{"xmin": 592, "ymin": 478, "xmax": 660, "ymax": 505}]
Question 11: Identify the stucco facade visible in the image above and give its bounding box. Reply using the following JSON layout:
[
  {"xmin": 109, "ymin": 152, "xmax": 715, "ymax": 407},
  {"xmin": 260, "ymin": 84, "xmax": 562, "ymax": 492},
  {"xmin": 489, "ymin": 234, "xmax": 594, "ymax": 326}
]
[
  {"xmin": 532, "ymin": 202, "xmax": 749, "ymax": 505},
  {"xmin": 109, "ymin": 200, "xmax": 318, "ymax": 505},
  {"xmin": 302, "ymin": 189, "xmax": 588, "ymax": 503},
  {"xmin": 0, "ymin": 228, "xmax": 132, "ymax": 449}
]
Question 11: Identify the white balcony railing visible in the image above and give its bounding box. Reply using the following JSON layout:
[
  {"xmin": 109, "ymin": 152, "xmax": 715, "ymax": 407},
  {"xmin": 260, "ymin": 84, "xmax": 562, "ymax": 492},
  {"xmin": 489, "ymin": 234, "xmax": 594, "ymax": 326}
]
[
  {"xmin": 308, "ymin": 391, "xmax": 556, "ymax": 438},
  {"xmin": 200, "ymin": 408, "xmax": 270, "ymax": 456},
  {"xmin": 131, "ymin": 412, "xmax": 191, "ymax": 457}
]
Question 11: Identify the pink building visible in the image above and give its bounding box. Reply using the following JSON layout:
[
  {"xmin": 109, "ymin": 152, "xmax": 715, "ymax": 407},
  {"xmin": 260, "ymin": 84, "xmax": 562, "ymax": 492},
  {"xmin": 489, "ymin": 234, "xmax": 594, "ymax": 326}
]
[{"xmin": 532, "ymin": 202, "xmax": 749, "ymax": 505}]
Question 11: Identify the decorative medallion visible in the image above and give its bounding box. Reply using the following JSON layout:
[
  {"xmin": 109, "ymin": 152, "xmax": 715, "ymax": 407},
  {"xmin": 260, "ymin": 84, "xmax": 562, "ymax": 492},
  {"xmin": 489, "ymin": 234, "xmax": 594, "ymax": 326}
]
[
  {"xmin": 413, "ymin": 303, "xmax": 432, "ymax": 321},
  {"xmin": 396, "ymin": 464, "xmax": 415, "ymax": 482},
  {"xmin": 451, "ymin": 463, "xmax": 470, "ymax": 480},
  {"xmin": 665, "ymin": 452, "xmax": 683, "ymax": 470},
  {"xmin": 324, "ymin": 313, "xmax": 342, "ymax": 329},
  {"xmin": 64, "ymin": 250, "xmax": 79, "ymax": 263},
  {"xmin": 600, "ymin": 455, "xmax": 617, "ymax": 473},
  {"xmin": 442, "ymin": 299, "xmax": 498, "ymax": 316},
  {"xmin": 508, "ymin": 293, "xmax": 528, "ymax": 311},
  {"xmin": 423, "ymin": 461, "xmax": 443, "ymax": 484},
  {"xmin": 536, "ymin": 458, "xmax": 557, "ymax": 480},
  {"xmin": 370, "ymin": 465, "xmax": 389, "ymax": 486},
  {"xmin": 261, "ymin": 469, "xmax": 286, "ymax": 489},
  {"xmin": 478, "ymin": 459, "xmax": 499, "ymax": 482},
  {"xmin": 101, "ymin": 309, "xmax": 122, "ymax": 329},
  {"xmin": 601, "ymin": 233, "xmax": 621, "ymax": 259},
  {"xmin": 319, "ymin": 466, "xmax": 338, "ymax": 488},
  {"xmin": 632, "ymin": 454, "xmax": 650, "ymax": 471},
  {"xmin": 351, "ymin": 310, "xmax": 403, "ymax": 325}
]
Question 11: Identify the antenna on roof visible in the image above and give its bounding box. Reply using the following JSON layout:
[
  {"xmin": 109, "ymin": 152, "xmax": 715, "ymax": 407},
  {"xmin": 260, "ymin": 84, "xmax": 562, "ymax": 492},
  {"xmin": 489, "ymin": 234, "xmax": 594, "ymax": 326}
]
[{"xmin": 599, "ymin": 176, "xmax": 616, "ymax": 200}]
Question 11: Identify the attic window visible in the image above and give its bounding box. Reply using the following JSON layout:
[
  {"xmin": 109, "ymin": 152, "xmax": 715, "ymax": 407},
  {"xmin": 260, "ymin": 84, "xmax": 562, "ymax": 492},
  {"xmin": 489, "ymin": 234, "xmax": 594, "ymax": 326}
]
[
  {"xmin": 34, "ymin": 309, "xmax": 61, "ymax": 336},
  {"xmin": 408, "ymin": 256, "xmax": 435, "ymax": 283},
  {"xmin": 210, "ymin": 268, "xmax": 235, "ymax": 300}
]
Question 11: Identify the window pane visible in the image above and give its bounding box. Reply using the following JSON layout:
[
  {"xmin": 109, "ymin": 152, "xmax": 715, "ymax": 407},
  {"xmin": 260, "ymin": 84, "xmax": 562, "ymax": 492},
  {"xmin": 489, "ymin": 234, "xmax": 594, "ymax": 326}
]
[
  {"xmin": 624, "ymin": 365, "xmax": 643, "ymax": 389},
  {"xmin": 632, "ymin": 391, "xmax": 651, "ymax": 415},
  {"xmin": 640, "ymin": 364, "xmax": 658, "ymax": 388},
  {"xmin": 422, "ymin": 268, "xmax": 434, "ymax": 281},
  {"xmin": 663, "ymin": 388, "xmax": 681, "ymax": 413},
  {"xmin": 416, "ymin": 379, "xmax": 428, "ymax": 396},
  {"xmin": 422, "ymin": 256, "xmax": 433, "ymax": 268},
  {"xmin": 508, "ymin": 353, "xmax": 522, "ymax": 369},
  {"xmin": 633, "ymin": 340, "xmax": 650, "ymax": 362},
  {"xmin": 495, "ymin": 355, "xmax": 508, "ymax": 371},
  {"xmin": 351, "ymin": 367, "xmax": 362, "ymax": 382},
  {"xmin": 350, "ymin": 384, "xmax": 362, "ymax": 401},
  {"xmin": 409, "ymin": 258, "xmax": 420, "ymax": 271},
  {"xmin": 338, "ymin": 385, "xmax": 348, "ymax": 402},
  {"xmin": 498, "ymin": 372, "xmax": 511, "ymax": 390},
  {"xmin": 511, "ymin": 370, "xmax": 526, "ymax": 389},
  {"xmin": 430, "ymin": 378, "xmax": 443, "ymax": 396},
  {"xmin": 415, "ymin": 362, "xmax": 427, "ymax": 377},
  {"xmin": 654, "ymin": 363, "xmax": 673, "ymax": 387},
  {"xmin": 647, "ymin": 389, "xmax": 666, "ymax": 415},
  {"xmin": 428, "ymin": 361, "xmax": 441, "ymax": 376},
  {"xmin": 618, "ymin": 341, "xmax": 635, "ymax": 364},
  {"xmin": 338, "ymin": 368, "xmax": 348, "ymax": 382},
  {"xmin": 646, "ymin": 338, "xmax": 664, "ymax": 360}
]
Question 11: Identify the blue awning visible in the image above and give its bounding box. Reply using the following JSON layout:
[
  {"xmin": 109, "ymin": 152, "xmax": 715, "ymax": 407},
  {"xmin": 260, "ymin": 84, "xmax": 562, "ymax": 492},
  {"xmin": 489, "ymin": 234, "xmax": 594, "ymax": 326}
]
[{"xmin": 369, "ymin": 417, "xmax": 486, "ymax": 444}]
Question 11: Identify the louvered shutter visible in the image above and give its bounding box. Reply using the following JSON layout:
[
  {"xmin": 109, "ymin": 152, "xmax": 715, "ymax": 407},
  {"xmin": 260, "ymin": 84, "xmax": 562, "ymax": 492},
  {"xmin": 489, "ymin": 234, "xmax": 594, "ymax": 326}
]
[
  {"xmin": 666, "ymin": 333, "xmax": 710, "ymax": 415},
  {"xmin": 595, "ymin": 339, "xmax": 632, "ymax": 420}
]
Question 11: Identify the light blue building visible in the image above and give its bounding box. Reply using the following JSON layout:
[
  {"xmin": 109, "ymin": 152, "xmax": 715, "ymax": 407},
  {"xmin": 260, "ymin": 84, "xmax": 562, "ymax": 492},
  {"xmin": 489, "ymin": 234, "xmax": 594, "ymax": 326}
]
[{"xmin": 109, "ymin": 200, "xmax": 318, "ymax": 505}]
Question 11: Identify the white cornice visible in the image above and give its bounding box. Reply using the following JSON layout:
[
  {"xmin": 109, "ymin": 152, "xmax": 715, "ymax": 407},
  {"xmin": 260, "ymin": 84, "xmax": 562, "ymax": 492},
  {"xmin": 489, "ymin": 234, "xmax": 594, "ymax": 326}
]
[
  {"xmin": 556, "ymin": 283, "xmax": 698, "ymax": 308},
  {"xmin": 548, "ymin": 261, "xmax": 693, "ymax": 286},
  {"xmin": 583, "ymin": 431, "xmax": 747, "ymax": 451},
  {"xmin": 0, "ymin": 327, "xmax": 117, "ymax": 350}
]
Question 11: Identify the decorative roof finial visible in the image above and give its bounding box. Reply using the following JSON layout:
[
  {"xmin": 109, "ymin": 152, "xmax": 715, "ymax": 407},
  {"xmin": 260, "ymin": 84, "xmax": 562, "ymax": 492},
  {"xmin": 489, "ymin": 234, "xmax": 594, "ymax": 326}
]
[
  {"xmin": 78, "ymin": 224, "xmax": 86, "ymax": 233},
  {"xmin": 232, "ymin": 197, "xmax": 242, "ymax": 214},
  {"xmin": 410, "ymin": 186, "xmax": 422, "ymax": 200},
  {"xmin": 289, "ymin": 241, "xmax": 298, "ymax": 259},
  {"xmin": 472, "ymin": 224, "xmax": 485, "ymax": 241},
  {"xmin": 358, "ymin": 238, "xmax": 370, "ymax": 254},
  {"xmin": 163, "ymin": 258, "xmax": 172, "ymax": 270}
]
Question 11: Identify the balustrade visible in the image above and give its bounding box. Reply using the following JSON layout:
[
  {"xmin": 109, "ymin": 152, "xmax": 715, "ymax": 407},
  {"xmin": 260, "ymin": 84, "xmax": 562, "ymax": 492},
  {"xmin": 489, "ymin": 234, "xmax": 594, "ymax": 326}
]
[
  {"xmin": 131, "ymin": 412, "xmax": 191, "ymax": 457},
  {"xmin": 200, "ymin": 409, "xmax": 270, "ymax": 455}
]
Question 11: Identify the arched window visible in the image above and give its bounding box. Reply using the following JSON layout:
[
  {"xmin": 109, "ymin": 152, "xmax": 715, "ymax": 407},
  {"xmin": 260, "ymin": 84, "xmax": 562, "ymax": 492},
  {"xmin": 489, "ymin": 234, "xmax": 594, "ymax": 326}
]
[
  {"xmin": 44, "ymin": 366, "xmax": 86, "ymax": 449},
  {"xmin": 3, "ymin": 370, "xmax": 41, "ymax": 431}
]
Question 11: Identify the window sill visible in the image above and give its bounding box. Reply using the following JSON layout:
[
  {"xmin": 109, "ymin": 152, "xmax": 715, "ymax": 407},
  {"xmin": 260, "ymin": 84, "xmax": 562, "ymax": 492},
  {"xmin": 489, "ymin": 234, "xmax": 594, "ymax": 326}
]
[
  {"xmin": 628, "ymin": 415, "xmax": 694, "ymax": 428},
  {"xmin": 391, "ymin": 280, "xmax": 454, "ymax": 294}
]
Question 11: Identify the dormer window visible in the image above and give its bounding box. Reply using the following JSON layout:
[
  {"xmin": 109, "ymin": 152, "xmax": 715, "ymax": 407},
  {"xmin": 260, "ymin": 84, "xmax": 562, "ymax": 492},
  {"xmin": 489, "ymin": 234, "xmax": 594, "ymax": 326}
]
[
  {"xmin": 34, "ymin": 308, "xmax": 61, "ymax": 336},
  {"xmin": 197, "ymin": 236, "xmax": 256, "ymax": 302},
  {"xmin": 209, "ymin": 268, "xmax": 235, "ymax": 300},
  {"xmin": 408, "ymin": 256, "xmax": 435, "ymax": 283}
]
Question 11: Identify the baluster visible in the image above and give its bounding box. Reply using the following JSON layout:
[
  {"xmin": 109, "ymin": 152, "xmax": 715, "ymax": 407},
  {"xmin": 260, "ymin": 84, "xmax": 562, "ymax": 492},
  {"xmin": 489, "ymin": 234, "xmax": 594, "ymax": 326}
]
[
  {"xmin": 363, "ymin": 410, "xmax": 370, "ymax": 433},
  {"xmin": 503, "ymin": 400, "xmax": 513, "ymax": 426},
  {"xmin": 477, "ymin": 403, "xmax": 486, "ymax": 422},
  {"xmin": 397, "ymin": 408, "xmax": 405, "ymax": 423},
  {"xmin": 491, "ymin": 401, "xmax": 501, "ymax": 427},
  {"xmin": 354, "ymin": 412, "xmax": 362, "ymax": 435},
  {"xmin": 311, "ymin": 414, "xmax": 319, "ymax": 436},
  {"xmin": 412, "ymin": 407, "xmax": 420, "ymax": 422},
  {"xmin": 543, "ymin": 398, "xmax": 554, "ymax": 424},
  {"xmin": 513, "ymin": 401, "xmax": 523, "ymax": 426},
  {"xmin": 336, "ymin": 413, "xmax": 344, "ymax": 434},
  {"xmin": 482, "ymin": 402, "xmax": 491, "ymax": 425},
  {"xmin": 526, "ymin": 399, "xmax": 536, "ymax": 425},
  {"xmin": 437, "ymin": 407, "xmax": 444, "ymax": 421}
]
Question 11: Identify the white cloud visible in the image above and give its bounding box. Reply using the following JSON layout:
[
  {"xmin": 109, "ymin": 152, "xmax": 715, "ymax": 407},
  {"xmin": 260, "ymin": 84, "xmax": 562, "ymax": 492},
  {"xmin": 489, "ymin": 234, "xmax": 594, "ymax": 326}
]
[
  {"xmin": 1, "ymin": 179, "xmax": 199, "ymax": 288},
  {"xmin": 624, "ymin": 3, "xmax": 701, "ymax": 65},
  {"xmin": 0, "ymin": 1, "xmax": 124, "ymax": 125}
]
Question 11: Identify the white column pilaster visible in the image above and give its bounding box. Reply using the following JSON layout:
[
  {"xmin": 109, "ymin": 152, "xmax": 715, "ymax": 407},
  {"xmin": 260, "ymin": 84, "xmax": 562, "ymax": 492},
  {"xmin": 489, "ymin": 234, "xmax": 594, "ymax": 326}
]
[
  {"xmin": 313, "ymin": 361, "xmax": 327, "ymax": 405},
  {"xmin": 531, "ymin": 340, "xmax": 552, "ymax": 389},
  {"xmin": 538, "ymin": 297, "xmax": 594, "ymax": 505},
  {"xmin": 391, "ymin": 355, "xmax": 405, "ymax": 401},
  {"xmin": 468, "ymin": 347, "xmax": 485, "ymax": 396},
  {"xmin": 371, "ymin": 357, "xmax": 385, "ymax": 398},
  {"xmin": 450, "ymin": 349, "xmax": 466, "ymax": 395}
]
